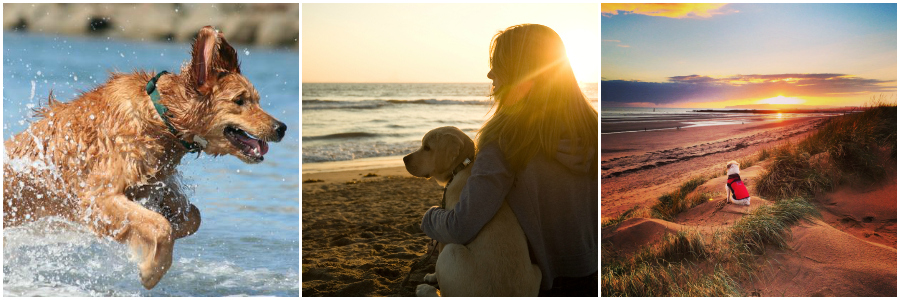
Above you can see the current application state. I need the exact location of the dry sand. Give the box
[601,116,897,296]
[302,164,442,296]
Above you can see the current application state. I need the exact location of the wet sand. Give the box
[601,115,771,133]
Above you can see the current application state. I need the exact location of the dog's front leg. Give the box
[157,188,201,239]
[81,192,174,289]
[725,185,733,203]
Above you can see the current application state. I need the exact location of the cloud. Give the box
[603,39,630,48]
[601,73,896,105]
[601,3,733,19]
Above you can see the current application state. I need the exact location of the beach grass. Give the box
[757,96,897,199]
[602,197,820,296]
[728,197,820,254]
[651,176,709,220]
[601,205,642,228]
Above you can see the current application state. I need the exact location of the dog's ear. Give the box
[440,133,463,166]
[190,26,241,95]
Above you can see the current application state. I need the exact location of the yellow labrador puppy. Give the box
[403,126,541,296]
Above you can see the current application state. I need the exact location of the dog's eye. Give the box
[424,145,430,151]
[234,98,245,106]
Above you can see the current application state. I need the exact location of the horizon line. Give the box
[301,81,600,84]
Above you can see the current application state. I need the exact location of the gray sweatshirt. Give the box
[421,140,598,290]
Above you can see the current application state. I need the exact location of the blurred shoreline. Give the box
[3,3,298,49]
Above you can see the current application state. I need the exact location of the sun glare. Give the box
[757,95,805,105]
[559,30,599,83]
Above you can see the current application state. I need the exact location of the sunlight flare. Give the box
[558,30,599,83]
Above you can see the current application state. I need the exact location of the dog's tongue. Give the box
[259,140,269,155]
[236,134,268,156]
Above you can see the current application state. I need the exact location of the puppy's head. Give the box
[726,160,740,175]
[403,127,474,183]
[175,26,286,164]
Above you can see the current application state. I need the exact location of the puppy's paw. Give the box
[416,283,440,297]
[423,272,438,284]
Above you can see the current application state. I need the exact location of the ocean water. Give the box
[600,106,838,134]
[301,82,598,165]
[3,32,299,296]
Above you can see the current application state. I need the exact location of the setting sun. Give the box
[559,30,599,83]
[758,95,805,105]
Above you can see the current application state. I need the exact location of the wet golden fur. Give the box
[3,26,285,289]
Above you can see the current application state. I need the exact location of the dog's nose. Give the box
[273,121,286,142]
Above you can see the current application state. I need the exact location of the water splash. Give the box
[3,217,299,296]
[3,217,137,296]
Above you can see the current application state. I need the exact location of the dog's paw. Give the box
[423,272,438,284]
[416,283,440,297]
[139,265,165,289]
[135,225,174,289]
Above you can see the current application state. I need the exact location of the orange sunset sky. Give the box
[303,3,598,84]
[601,3,897,109]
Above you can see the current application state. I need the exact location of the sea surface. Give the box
[301,82,598,167]
[600,107,841,134]
[2,32,299,296]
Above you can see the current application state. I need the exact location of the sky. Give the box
[601,3,897,108]
[302,3,598,83]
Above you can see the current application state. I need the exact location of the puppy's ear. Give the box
[189,26,242,95]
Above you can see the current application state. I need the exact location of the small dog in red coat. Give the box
[725,160,751,205]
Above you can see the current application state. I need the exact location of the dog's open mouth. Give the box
[224,125,268,162]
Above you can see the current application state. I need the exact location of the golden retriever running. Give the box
[3,26,286,289]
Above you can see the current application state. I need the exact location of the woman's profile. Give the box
[421,23,598,296]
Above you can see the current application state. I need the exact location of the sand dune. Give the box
[601,159,897,296]
[601,218,684,257]
[815,181,898,248]
[745,218,896,296]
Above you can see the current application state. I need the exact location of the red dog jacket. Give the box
[727,174,750,200]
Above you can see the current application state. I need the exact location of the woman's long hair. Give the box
[477,24,598,172]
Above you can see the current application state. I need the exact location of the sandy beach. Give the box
[302,162,443,296]
[601,113,897,296]
[602,117,826,217]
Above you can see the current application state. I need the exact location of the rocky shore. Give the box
[3,3,298,48]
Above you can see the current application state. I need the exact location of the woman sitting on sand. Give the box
[420,24,598,296]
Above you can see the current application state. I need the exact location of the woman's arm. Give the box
[420,144,514,245]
